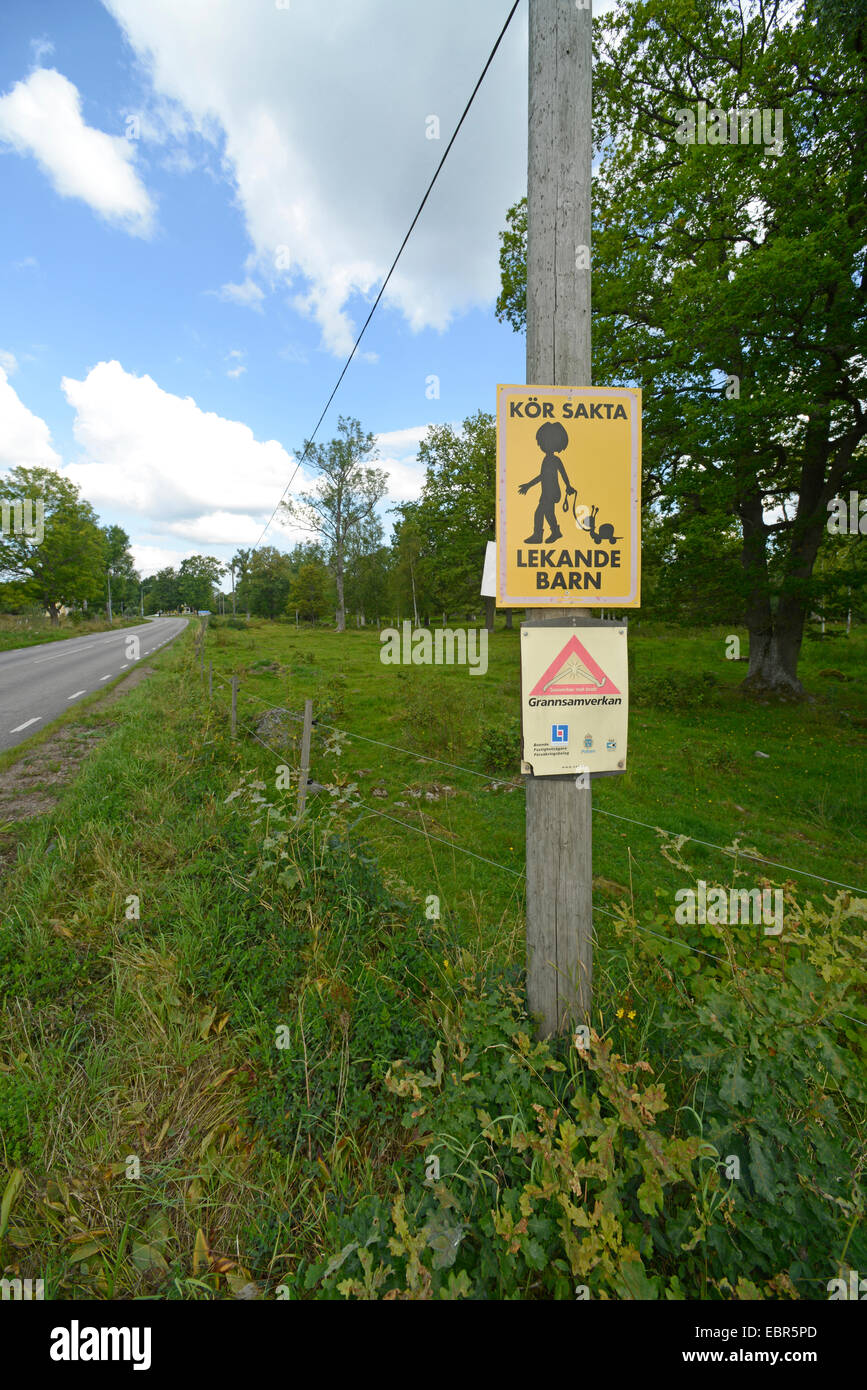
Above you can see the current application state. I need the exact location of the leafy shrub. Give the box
[474,717,521,776]
[209,615,247,630]
[621,882,867,1291]
[402,680,473,757]
[0,929,92,1006]
[0,1070,44,1163]
[632,670,719,710]
[307,1020,720,1300]
[305,873,865,1298]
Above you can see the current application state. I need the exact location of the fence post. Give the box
[230,677,238,738]
[296,698,314,820]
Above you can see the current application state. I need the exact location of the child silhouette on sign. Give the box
[518,421,576,543]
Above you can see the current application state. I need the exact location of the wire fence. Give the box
[201,662,866,1030]
[213,673,867,897]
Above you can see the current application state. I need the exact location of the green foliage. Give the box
[306,879,865,1299]
[243,546,294,619]
[0,929,92,1007]
[401,678,474,758]
[632,670,719,710]
[622,876,867,1290]
[280,417,386,631]
[308,1006,718,1300]
[211,615,248,630]
[145,566,182,613]
[207,779,440,1158]
[399,412,497,619]
[287,557,333,623]
[474,716,521,775]
[0,1070,45,1164]
[178,554,224,612]
[0,466,108,620]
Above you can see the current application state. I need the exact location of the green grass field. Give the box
[212,616,867,934]
[0,618,864,1300]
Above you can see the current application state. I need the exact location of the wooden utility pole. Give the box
[524,0,593,1037]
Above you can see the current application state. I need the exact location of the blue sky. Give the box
[0,0,534,578]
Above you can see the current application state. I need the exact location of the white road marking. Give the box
[10,717,40,732]
[32,643,98,664]
[67,690,86,700]
[120,664,129,669]
[99,674,113,681]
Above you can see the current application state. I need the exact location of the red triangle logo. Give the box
[529,634,621,697]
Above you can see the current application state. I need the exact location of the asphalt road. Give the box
[0,616,188,753]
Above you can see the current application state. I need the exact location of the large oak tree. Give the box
[0,467,107,624]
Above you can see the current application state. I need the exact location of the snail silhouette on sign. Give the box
[580,504,621,545]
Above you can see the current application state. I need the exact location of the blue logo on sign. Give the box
[551,725,568,744]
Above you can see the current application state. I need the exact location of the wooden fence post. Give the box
[296,698,313,821]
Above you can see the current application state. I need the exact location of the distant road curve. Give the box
[0,616,188,753]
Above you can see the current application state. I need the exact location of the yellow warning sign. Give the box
[496,385,641,607]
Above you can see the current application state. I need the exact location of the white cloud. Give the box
[0,68,155,236]
[379,454,428,505]
[161,511,262,544]
[371,424,431,504]
[376,425,430,456]
[215,277,264,311]
[279,342,308,365]
[224,347,247,378]
[30,37,55,65]
[61,360,298,536]
[0,350,18,375]
[102,0,528,352]
[0,366,62,470]
[131,542,190,577]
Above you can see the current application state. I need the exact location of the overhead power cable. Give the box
[252,0,523,552]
